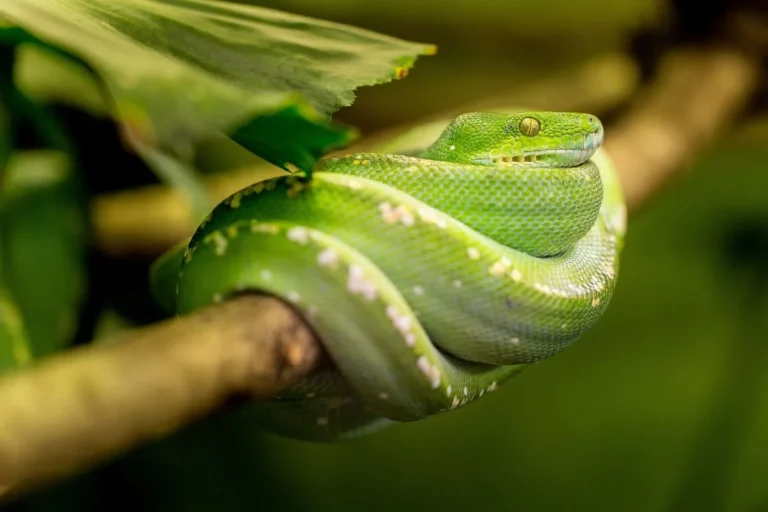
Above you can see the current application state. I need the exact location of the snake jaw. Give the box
[488,125,604,168]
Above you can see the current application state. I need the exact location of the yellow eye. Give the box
[519,117,540,137]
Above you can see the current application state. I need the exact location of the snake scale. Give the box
[150,111,626,441]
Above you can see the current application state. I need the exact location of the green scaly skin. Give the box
[151,111,626,441]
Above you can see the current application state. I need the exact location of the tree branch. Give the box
[1,23,766,503]
[604,44,762,212]
[0,295,324,501]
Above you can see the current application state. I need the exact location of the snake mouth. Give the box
[488,127,603,168]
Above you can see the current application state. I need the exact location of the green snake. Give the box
[151,111,626,441]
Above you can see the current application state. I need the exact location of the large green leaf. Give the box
[0,0,435,213]
[14,43,108,117]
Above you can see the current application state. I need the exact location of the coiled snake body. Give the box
[151,111,626,441]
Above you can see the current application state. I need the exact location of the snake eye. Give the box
[519,117,540,137]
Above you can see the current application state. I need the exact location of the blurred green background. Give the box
[8,0,768,510]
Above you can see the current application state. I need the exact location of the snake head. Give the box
[421,111,604,168]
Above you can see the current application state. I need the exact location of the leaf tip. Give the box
[391,43,437,81]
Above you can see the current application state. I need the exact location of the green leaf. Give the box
[0,149,88,357]
[14,43,108,117]
[0,0,435,189]
[0,99,10,179]
[0,286,32,371]
[0,44,14,177]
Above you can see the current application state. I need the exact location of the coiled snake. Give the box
[151,111,626,441]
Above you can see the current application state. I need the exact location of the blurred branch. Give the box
[0,295,324,501]
[604,45,762,212]
[2,9,767,502]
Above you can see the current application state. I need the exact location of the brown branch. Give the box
[0,295,324,501]
[604,44,762,212]
[1,24,766,504]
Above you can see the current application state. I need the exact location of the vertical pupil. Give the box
[519,118,539,137]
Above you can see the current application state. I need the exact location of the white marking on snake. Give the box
[207,231,228,256]
[317,417,329,426]
[489,257,511,276]
[379,392,388,400]
[510,269,523,282]
[394,314,411,332]
[479,389,485,397]
[449,145,456,151]
[453,280,462,288]
[510,337,520,345]
[347,264,378,301]
[463,386,468,396]
[379,201,405,224]
[317,248,339,268]
[287,291,301,303]
[250,221,280,235]
[386,305,416,346]
[417,207,447,228]
[487,381,498,392]
[413,285,424,295]
[379,202,414,226]
[467,247,480,260]
[287,227,309,244]
[446,385,452,397]
[451,396,461,409]
[397,205,415,226]
[416,356,441,388]
[306,392,316,398]
[261,269,272,281]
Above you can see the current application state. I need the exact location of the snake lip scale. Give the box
[480,117,603,168]
[151,111,626,441]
